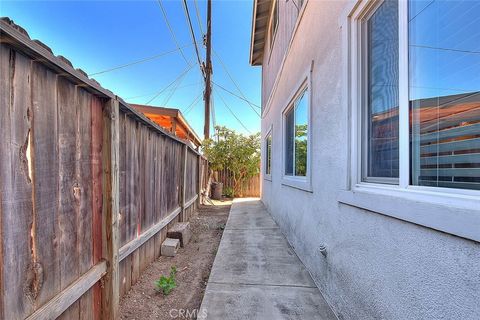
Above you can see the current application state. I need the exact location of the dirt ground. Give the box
[119,199,232,320]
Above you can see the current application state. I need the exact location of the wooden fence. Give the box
[216,169,261,197]
[0,18,206,320]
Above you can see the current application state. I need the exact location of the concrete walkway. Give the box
[199,199,336,320]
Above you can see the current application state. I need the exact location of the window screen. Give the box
[365,0,399,181]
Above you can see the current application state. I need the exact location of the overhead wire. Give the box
[193,0,205,35]
[181,0,205,76]
[214,88,251,134]
[212,81,261,110]
[156,0,191,66]
[211,93,216,130]
[162,65,191,105]
[213,48,261,116]
[125,82,202,100]
[184,92,203,115]
[87,45,191,76]
[145,63,195,105]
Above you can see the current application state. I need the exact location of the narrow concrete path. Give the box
[199,199,336,320]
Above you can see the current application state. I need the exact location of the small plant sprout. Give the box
[155,266,177,295]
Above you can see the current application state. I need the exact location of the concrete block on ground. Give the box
[167,222,191,247]
[161,238,180,257]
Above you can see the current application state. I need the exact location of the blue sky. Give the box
[0,0,261,137]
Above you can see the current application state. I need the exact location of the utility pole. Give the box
[203,0,212,140]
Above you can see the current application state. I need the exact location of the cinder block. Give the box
[167,222,192,247]
[161,238,180,257]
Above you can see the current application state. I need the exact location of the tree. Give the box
[203,126,260,197]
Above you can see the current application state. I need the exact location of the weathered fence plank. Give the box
[0,47,35,319]
[1,20,204,320]
[31,61,61,309]
[101,99,120,320]
[25,261,107,320]
[57,76,80,319]
[76,86,94,320]
[91,95,104,320]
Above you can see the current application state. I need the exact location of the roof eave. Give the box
[249,0,259,65]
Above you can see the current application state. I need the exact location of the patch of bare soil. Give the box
[119,199,232,320]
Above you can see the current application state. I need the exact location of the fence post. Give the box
[101,98,120,320]
[180,144,188,221]
[197,154,202,206]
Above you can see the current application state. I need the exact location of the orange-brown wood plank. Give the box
[57,76,80,320]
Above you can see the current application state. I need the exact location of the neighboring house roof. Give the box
[250,0,271,66]
[131,104,202,148]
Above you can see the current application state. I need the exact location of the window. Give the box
[285,88,309,177]
[357,0,480,192]
[409,0,480,190]
[343,0,480,242]
[265,132,272,176]
[269,0,279,49]
[363,0,399,182]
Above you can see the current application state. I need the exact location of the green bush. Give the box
[203,126,260,197]
[154,266,177,295]
[223,186,234,198]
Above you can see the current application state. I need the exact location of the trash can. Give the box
[211,182,223,200]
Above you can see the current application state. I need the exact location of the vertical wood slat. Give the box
[1,42,206,319]
[91,96,103,320]
[101,99,120,320]
[180,144,188,221]
[76,86,94,320]
[57,76,80,319]
[30,61,61,310]
[0,47,35,319]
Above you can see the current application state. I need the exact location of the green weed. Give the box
[154,266,177,295]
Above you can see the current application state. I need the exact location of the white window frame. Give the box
[340,0,480,242]
[264,126,273,181]
[281,72,312,192]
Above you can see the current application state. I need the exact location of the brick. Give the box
[161,238,180,257]
[167,222,191,247]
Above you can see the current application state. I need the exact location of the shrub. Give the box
[203,126,260,197]
[154,266,177,295]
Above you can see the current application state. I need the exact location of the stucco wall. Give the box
[260,1,480,319]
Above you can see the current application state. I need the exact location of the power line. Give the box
[163,66,190,105]
[181,0,204,76]
[184,92,203,115]
[211,93,216,130]
[88,45,191,76]
[146,63,195,105]
[193,0,205,35]
[215,89,251,134]
[410,44,480,55]
[409,0,435,22]
[213,49,261,116]
[125,82,202,100]
[156,0,191,66]
[212,81,261,110]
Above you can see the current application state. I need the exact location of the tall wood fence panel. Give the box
[217,169,261,197]
[0,18,202,320]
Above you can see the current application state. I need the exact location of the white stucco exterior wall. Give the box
[259,1,480,319]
